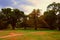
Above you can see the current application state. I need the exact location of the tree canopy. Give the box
[0,2,60,30]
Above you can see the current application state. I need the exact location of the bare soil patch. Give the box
[0,32,24,38]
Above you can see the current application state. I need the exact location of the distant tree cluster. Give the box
[0,2,60,30]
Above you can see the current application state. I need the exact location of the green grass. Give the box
[0,30,60,40]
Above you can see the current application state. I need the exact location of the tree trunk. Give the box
[35,27,37,30]
[11,23,16,30]
[58,27,60,30]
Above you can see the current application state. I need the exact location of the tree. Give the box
[56,3,60,30]
[10,9,25,30]
[0,8,12,29]
[47,2,60,14]
[44,10,57,30]
[0,11,6,29]
[47,2,60,30]
[28,9,40,30]
[47,2,57,13]
[0,8,25,30]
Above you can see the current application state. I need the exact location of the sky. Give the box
[0,0,60,15]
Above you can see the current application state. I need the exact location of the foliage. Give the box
[0,2,60,30]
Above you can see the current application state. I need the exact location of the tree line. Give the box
[0,2,60,30]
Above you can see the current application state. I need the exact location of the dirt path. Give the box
[0,32,24,38]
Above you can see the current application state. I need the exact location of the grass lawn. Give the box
[0,29,60,40]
